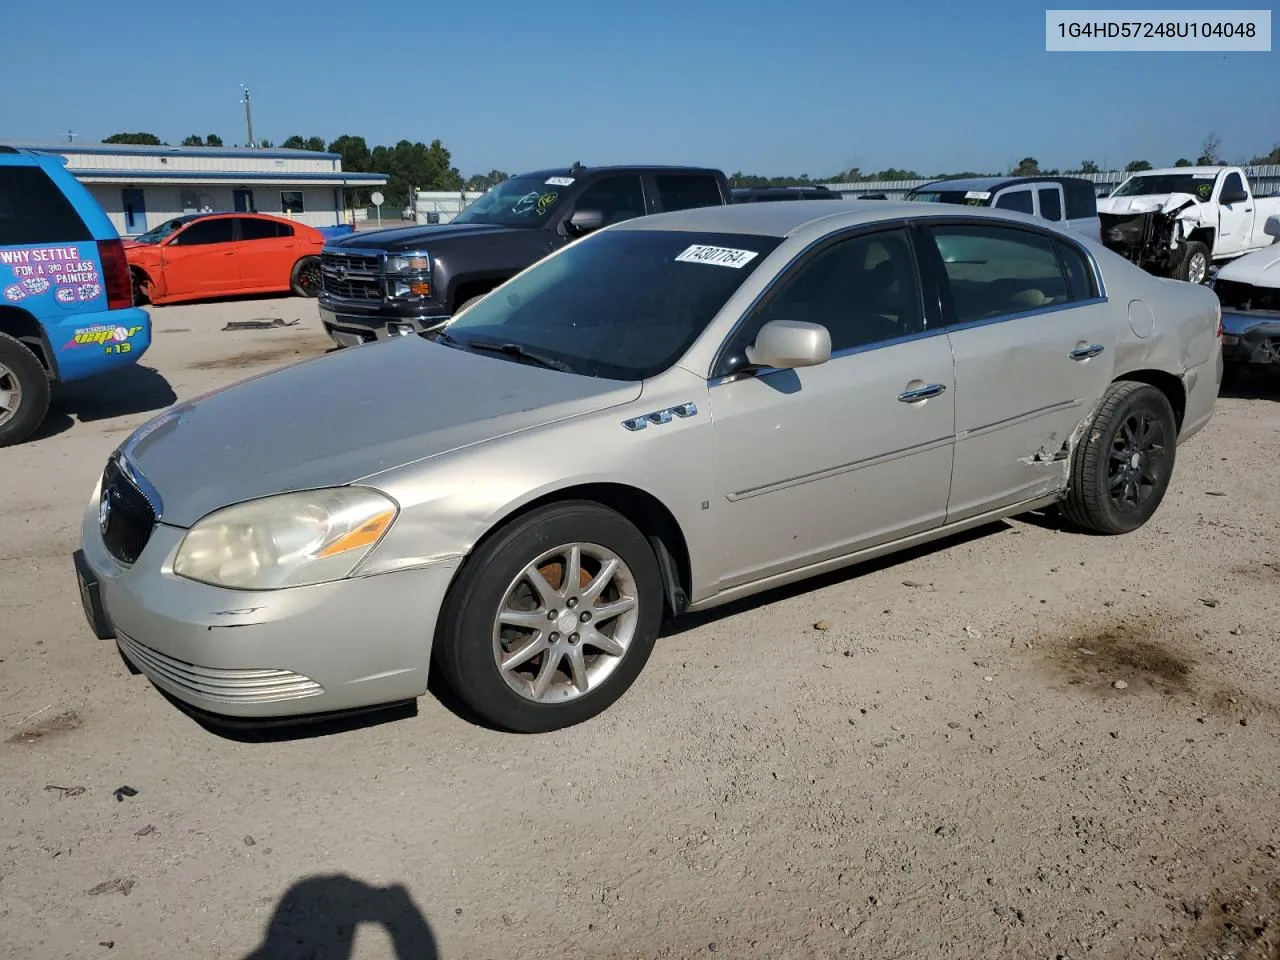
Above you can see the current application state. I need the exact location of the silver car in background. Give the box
[74,200,1222,733]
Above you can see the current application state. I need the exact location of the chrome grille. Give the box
[100,458,156,565]
[321,252,382,301]
[117,633,324,705]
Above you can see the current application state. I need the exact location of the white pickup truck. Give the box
[1096,166,1280,284]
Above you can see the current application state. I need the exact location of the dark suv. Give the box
[319,163,731,346]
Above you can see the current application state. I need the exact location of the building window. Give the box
[281,191,305,215]
[180,189,213,213]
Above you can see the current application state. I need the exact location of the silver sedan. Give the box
[74,200,1223,732]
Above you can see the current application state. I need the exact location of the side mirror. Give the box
[1264,214,1280,238]
[746,320,831,370]
[567,209,605,235]
[1221,189,1248,205]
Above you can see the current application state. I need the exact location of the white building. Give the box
[15,142,388,237]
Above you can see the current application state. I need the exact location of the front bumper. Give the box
[76,498,460,720]
[318,298,449,348]
[1220,310,1280,365]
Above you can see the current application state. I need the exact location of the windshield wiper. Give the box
[424,327,462,347]
[461,339,575,373]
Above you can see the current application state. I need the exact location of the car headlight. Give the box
[173,487,398,590]
[385,254,430,274]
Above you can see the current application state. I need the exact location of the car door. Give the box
[706,225,955,590]
[160,217,239,296]
[918,218,1119,522]
[1035,184,1066,226]
[1216,172,1253,256]
[235,216,297,290]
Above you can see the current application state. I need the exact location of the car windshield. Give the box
[905,190,985,205]
[435,229,782,380]
[451,176,573,227]
[1111,174,1217,199]
[133,218,190,244]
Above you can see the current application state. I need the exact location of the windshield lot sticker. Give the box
[511,191,540,215]
[1,244,101,304]
[64,323,143,353]
[1192,173,1216,179]
[964,191,992,200]
[545,177,575,186]
[674,245,759,268]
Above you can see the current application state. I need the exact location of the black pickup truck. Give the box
[318,163,731,346]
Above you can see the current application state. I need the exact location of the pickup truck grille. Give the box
[321,252,382,301]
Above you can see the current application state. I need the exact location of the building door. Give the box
[233,189,255,213]
[122,189,147,235]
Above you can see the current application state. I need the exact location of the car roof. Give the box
[912,175,1092,193]
[619,199,1071,238]
[1129,166,1228,176]
[516,165,725,179]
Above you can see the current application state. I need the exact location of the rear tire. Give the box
[1060,381,1177,535]
[0,333,52,448]
[290,256,322,297]
[1174,241,1210,284]
[434,501,664,733]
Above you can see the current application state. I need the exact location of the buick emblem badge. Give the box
[99,488,112,534]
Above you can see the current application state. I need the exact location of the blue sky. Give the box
[2,0,1275,177]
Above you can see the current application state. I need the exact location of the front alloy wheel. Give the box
[494,543,640,703]
[435,501,664,732]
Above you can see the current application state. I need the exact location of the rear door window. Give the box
[1037,187,1063,221]
[238,217,292,240]
[927,223,1069,324]
[0,166,92,245]
[655,175,724,212]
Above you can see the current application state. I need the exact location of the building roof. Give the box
[11,141,342,161]
[66,168,387,185]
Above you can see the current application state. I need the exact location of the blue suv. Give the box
[0,146,152,446]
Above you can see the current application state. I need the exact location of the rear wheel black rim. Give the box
[1107,409,1166,512]
[299,261,322,294]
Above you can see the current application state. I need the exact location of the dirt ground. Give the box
[1,295,1278,960]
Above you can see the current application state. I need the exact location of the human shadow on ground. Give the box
[241,873,439,960]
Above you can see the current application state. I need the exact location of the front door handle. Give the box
[898,383,947,403]
[1070,343,1105,361]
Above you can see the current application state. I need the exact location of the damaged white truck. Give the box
[1097,166,1280,284]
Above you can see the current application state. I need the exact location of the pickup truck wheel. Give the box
[434,501,663,733]
[0,333,52,448]
[1175,241,1210,284]
[1060,381,1177,535]
[290,257,322,297]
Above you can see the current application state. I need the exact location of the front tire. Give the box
[0,333,52,448]
[1060,381,1178,535]
[1174,241,1210,284]
[290,256,322,297]
[434,501,664,732]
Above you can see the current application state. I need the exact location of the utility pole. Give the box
[63,129,78,143]
[240,85,255,148]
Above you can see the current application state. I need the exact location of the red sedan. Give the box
[124,212,325,305]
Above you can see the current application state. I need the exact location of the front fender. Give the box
[357,373,719,597]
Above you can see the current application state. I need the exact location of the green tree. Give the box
[282,135,328,152]
[281,135,307,149]
[257,138,274,149]
[1198,132,1221,166]
[1249,144,1280,164]
[104,132,163,145]
[1010,157,1040,176]
[181,135,204,146]
[1078,160,1099,173]
[328,135,371,172]
[467,169,509,191]
[1174,158,1193,167]
[206,134,223,147]
[1125,159,1152,172]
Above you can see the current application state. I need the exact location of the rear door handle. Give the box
[1070,343,1105,361]
[898,383,947,403]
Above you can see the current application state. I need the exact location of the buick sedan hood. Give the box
[117,338,640,527]
[1216,246,1280,287]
